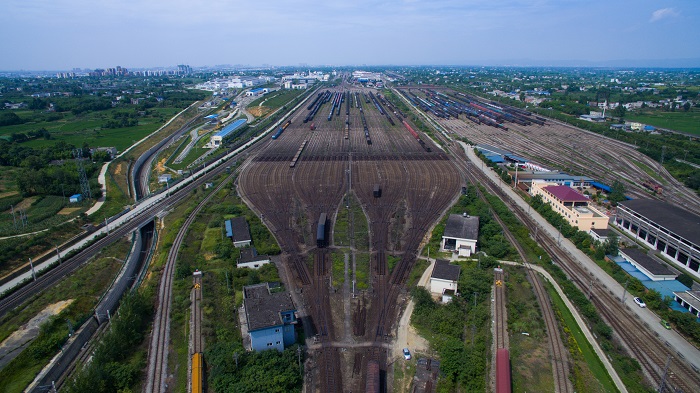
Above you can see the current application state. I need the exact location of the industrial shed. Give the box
[615,200,700,280]
[619,248,677,282]
[440,213,479,257]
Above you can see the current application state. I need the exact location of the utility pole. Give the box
[660,145,666,166]
[234,352,239,369]
[297,346,303,376]
[621,280,629,303]
[658,354,672,393]
[29,258,37,281]
[55,245,61,264]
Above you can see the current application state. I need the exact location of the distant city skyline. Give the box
[1,0,699,71]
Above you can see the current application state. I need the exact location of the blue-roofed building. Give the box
[204,114,218,119]
[245,88,268,97]
[211,119,247,147]
[484,154,504,163]
[69,194,83,203]
[591,182,612,193]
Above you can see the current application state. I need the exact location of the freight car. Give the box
[316,213,327,248]
[496,348,511,393]
[192,353,203,393]
[271,120,291,140]
[402,120,431,152]
[365,360,380,393]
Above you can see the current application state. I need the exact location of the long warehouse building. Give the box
[615,200,700,279]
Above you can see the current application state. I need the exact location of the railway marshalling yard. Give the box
[234,82,700,392]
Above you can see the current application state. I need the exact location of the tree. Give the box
[683,102,691,112]
[608,180,626,204]
[604,233,619,256]
[612,104,626,120]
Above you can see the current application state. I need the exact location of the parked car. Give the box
[634,297,646,308]
[660,319,671,330]
[403,348,411,360]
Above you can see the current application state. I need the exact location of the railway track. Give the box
[469,148,700,392]
[411,100,575,392]
[144,163,241,393]
[493,269,508,349]
[238,86,460,391]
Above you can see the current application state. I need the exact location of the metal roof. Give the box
[431,259,461,281]
[243,283,295,331]
[229,217,251,243]
[214,118,247,138]
[443,214,479,240]
[620,248,675,277]
[619,200,700,246]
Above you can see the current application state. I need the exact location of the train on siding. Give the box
[316,212,327,248]
[271,120,292,140]
[496,348,511,393]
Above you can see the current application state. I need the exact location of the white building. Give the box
[429,259,460,303]
[619,248,677,282]
[440,214,479,257]
[237,248,271,269]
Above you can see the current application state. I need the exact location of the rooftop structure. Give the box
[430,259,460,302]
[615,200,700,279]
[619,248,676,281]
[210,119,247,147]
[242,283,297,352]
[238,247,271,269]
[225,217,252,247]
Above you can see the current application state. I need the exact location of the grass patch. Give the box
[355,253,370,290]
[631,159,665,184]
[406,258,429,288]
[546,282,617,393]
[507,267,553,392]
[0,238,129,392]
[627,109,700,136]
[331,250,345,288]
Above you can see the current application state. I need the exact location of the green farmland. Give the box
[626,109,700,136]
[0,107,181,151]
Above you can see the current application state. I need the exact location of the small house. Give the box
[441,213,479,257]
[429,259,460,303]
[237,247,271,269]
[225,217,252,248]
[69,194,83,203]
[241,283,297,352]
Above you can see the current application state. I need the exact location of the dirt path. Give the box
[0,300,74,369]
[393,258,433,360]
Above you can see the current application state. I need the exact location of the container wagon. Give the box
[365,360,380,393]
[496,348,511,393]
[316,212,327,248]
[373,184,381,198]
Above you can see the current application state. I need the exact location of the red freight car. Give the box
[366,360,380,393]
[496,348,511,393]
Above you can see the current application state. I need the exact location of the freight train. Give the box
[271,120,291,140]
[402,120,431,152]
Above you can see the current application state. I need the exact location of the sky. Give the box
[1,0,699,70]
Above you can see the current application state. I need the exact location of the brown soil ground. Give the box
[113,162,123,175]
[57,207,82,215]
[0,191,19,199]
[248,106,271,118]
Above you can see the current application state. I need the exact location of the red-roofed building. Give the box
[531,182,609,231]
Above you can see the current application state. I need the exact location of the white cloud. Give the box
[650,8,679,22]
